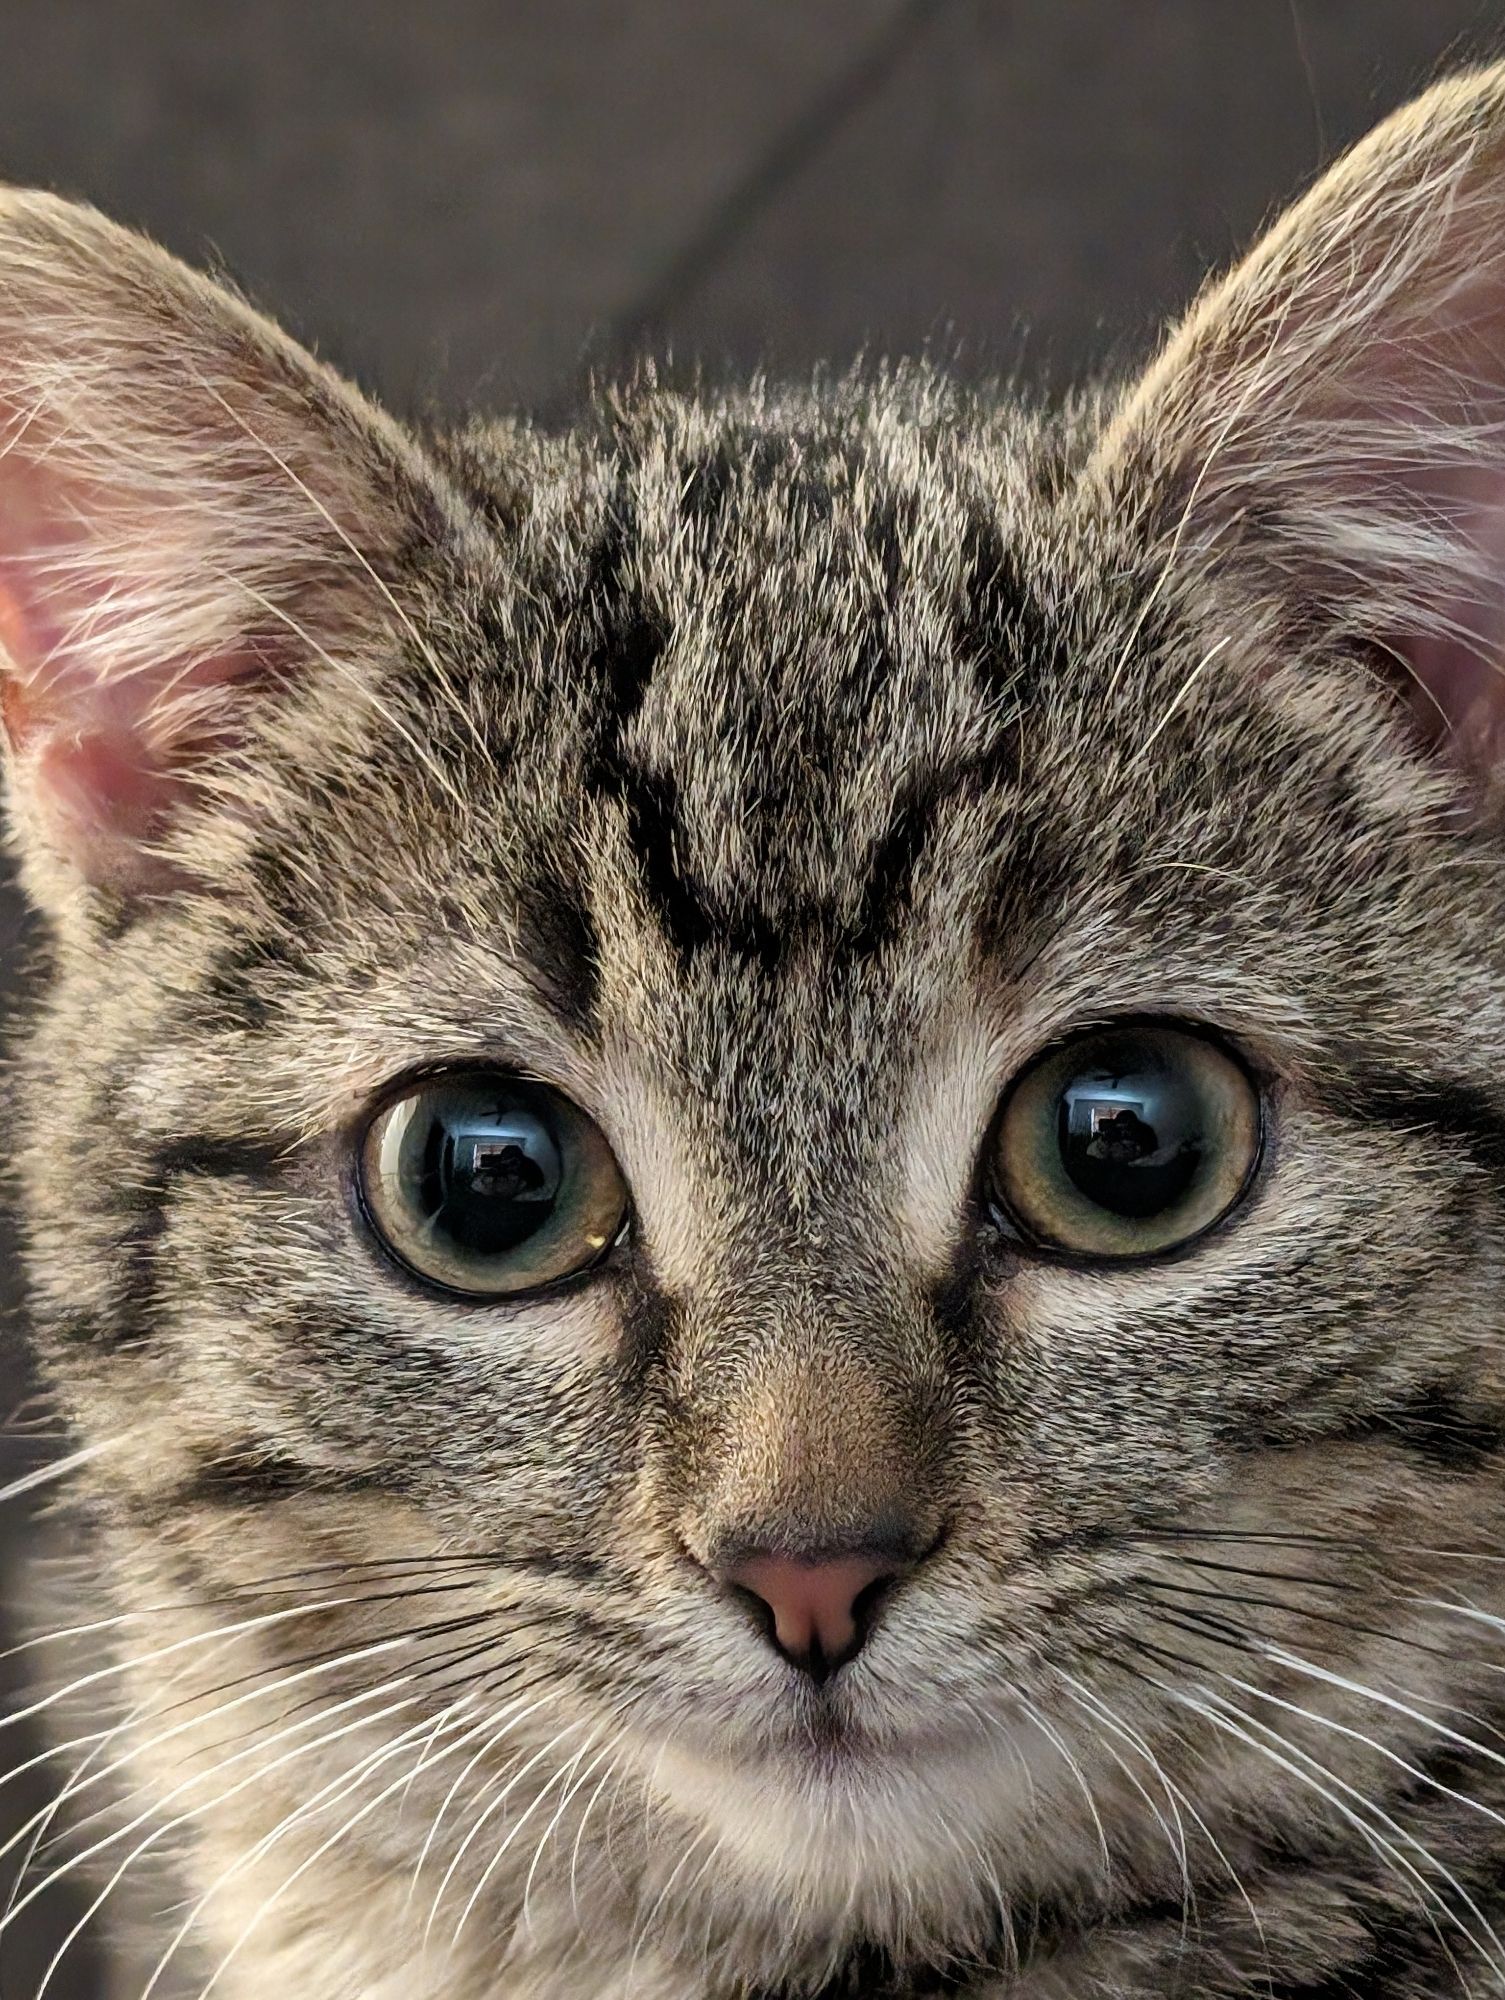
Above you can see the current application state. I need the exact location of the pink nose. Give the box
[723,1551,901,1678]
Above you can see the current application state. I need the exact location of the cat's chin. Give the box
[632,1715,1049,1937]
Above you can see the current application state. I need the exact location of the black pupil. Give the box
[408,1087,563,1257]
[1056,1045,1204,1219]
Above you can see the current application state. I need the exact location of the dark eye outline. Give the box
[351,1066,634,1305]
[980,1016,1269,1267]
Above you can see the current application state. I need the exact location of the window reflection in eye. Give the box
[1058,1064,1207,1221]
[405,1100,566,1257]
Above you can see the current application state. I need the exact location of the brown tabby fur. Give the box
[8,59,1505,2000]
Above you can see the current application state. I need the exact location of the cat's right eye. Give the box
[359,1072,629,1297]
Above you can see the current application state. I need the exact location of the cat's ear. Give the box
[1092,65,1505,786]
[0,188,451,905]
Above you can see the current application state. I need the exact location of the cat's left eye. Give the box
[359,1072,629,1297]
[987,1021,1262,1260]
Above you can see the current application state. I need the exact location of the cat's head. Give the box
[8,66,1505,1985]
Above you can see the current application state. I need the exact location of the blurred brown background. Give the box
[0,2,1502,1991]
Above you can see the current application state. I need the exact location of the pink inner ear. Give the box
[0,196,422,904]
[1406,631,1505,775]
[0,567,268,890]
[1387,466,1505,781]
[0,394,275,888]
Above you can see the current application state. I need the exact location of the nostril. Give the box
[718,1549,908,1680]
[726,1579,781,1648]
[849,1567,898,1634]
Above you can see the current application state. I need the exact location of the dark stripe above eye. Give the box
[514,860,602,1034]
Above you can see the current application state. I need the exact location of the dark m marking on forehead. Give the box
[572,480,724,978]
[501,486,667,1032]
[616,757,971,976]
[618,766,723,966]
[848,784,934,958]
[678,441,737,534]
[958,513,1065,709]
[580,485,667,791]
[576,480,766,969]
[576,443,1037,972]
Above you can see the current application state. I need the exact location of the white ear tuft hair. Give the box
[1095,64,1505,784]
[0,188,449,899]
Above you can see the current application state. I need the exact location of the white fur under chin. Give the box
[661,1743,1011,1908]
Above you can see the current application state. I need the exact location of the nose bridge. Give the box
[676,1294,952,1568]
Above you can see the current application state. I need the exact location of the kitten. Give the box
[6,57,1505,2000]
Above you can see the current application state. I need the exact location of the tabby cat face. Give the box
[9,69,1505,1998]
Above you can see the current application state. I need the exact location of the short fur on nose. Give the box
[723,1551,901,1678]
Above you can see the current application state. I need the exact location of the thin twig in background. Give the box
[586,0,960,380]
